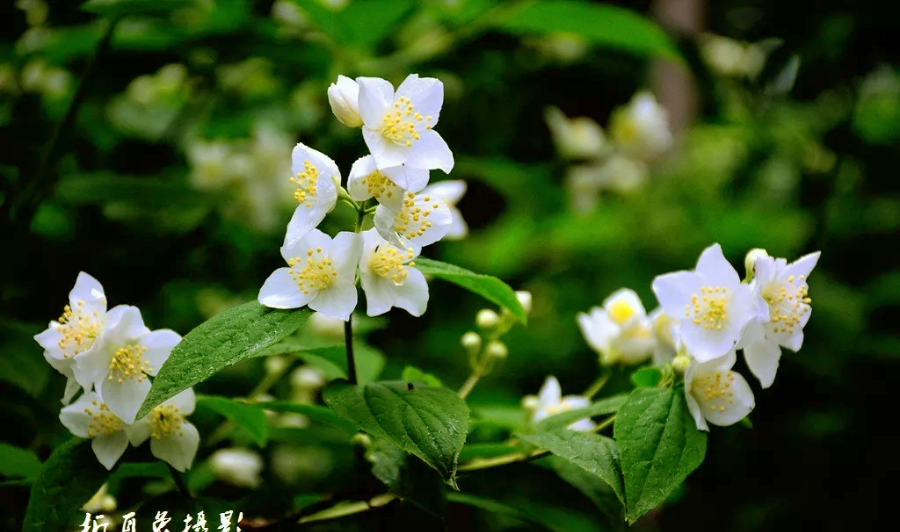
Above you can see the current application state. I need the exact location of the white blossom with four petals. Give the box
[358,229,429,317]
[609,91,672,159]
[284,143,339,245]
[60,391,130,470]
[347,154,429,212]
[526,376,595,432]
[126,388,199,472]
[684,350,755,431]
[258,229,362,321]
[577,289,656,366]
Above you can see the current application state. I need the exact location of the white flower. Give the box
[328,75,363,128]
[210,448,265,488]
[684,350,755,431]
[258,229,362,321]
[187,140,242,191]
[347,155,429,211]
[742,252,820,388]
[358,229,429,317]
[420,180,467,239]
[577,289,656,366]
[72,306,181,424]
[34,272,108,404]
[699,33,766,79]
[127,389,199,472]
[60,392,130,470]
[373,191,452,251]
[357,74,454,172]
[526,376,594,432]
[649,308,681,365]
[609,91,671,159]
[283,143,339,245]
[544,106,605,160]
[651,244,757,362]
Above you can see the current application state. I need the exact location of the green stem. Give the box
[345,316,357,385]
[583,371,610,399]
[298,493,397,524]
[457,371,481,399]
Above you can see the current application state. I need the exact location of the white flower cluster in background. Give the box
[258,73,469,320]
[34,273,198,471]
[545,91,672,213]
[577,244,820,431]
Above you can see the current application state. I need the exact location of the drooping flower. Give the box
[544,106,605,160]
[347,155,429,211]
[34,272,108,404]
[609,91,671,159]
[651,244,757,362]
[524,376,594,432]
[684,350,755,431]
[373,191,452,251]
[60,391,130,470]
[327,75,363,128]
[210,448,265,488]
[357,74,453,172]
[72,306,181,424]
[258,229,362,321]
[283,144,339,245]
[577,289,656,366]
[742,251,820,388]
[358,229,428,317]
[420,180,467,240]
[127,389,199,472]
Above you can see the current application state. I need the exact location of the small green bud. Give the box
[672,353,692,373]
[744,248,769,282]
[485,340,508,360]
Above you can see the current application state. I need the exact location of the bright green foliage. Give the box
[196,395,269,446]
[402,365,444,387]
[0,443,42,480]
[630,367,663,388]
[414,258,527,323]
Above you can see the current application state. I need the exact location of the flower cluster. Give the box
[259,74,468,319]
[545,92,672,213]
[34,273,198,471]
[576,244,820,431]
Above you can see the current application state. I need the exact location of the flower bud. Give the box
[485,340,508,360]
[521,395,539,411]
[82,484,116,513]
[515,291,533,316]
[327,75,362,128]
[476,309,501,329]
[744,248,769,281]
[672,353,692,374]
[352,433,372,448]
[210,448,265,488]
[461,331,482,357]
[264,355,289,375]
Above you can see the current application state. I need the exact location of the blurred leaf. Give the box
[196,395,269,446]
[255,341,385,384]
[545,456,625,531]
[497,0,682,62]
[291,0,414,48]
[402,366,443,387]
[136,303,312,420]
[23,438,108,532]
[630,367,663,388]
[105,462,169,494]
[459,442,529,462]
[258,401,358,434]
[366,437,446,516]
[517,430,624,505]
[614,387,707,524]
[323,380,469,485]
[447,492,554,531]
[55,174,207,208]
[535,394,627,432]
[415,258,527,323]
[81,0,198,18]
[0,443,42,480]
[0,322,51,398]
[853,93,900,144]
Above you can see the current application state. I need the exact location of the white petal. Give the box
[62,377,82,405]
[362,127,407,169]
[782,331,804,351]
[92,432,129,470]
[444,206,468,240]
[390,267,429,317]
[166,388,196,415]
[361,274,394,317]
[72,344,114,391]
[695,244,740,288]
[356,77,395,127]
[602,288,647,323]
[397,167,431,193]
[681,324,739,362]
[347,155,378,201]
[258,268,312,309]
[785,251,820,279]
[373,205,405,249]
[34,325,64,358]
[405,129,454,173]
[70,272,107,314]
[43,344,72,376]
[684,391,709,431]
[139,330,181,376]
[743,339,781,388]
[330,232,363,280]
[562,396,590,410]
[651,271,701,316]
[292,143,339,182]
[538,376,562,407]
[703,371,754,426]
[101,305,150,346]
[99,376,151,424]
[567,419,597,432]
[126,419,151,446]
[396,74,443,124]
[284,203,322,246]
[282,227,332,262]
[151,421,200,472]
[309,283,358,321]
[59,392,100,438]
[422,180,466,205]
[577,309,619,355]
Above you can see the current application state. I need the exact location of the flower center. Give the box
[108,344,152,383]
[288,247,337,294]
[763,274,811,335]
[392,193,440,243]
[361,170,396,201]
[369,245,415,285]
[84,400,123,437]
[692,371,735,413]
[149,404,185,440]
[56,300,103,358]
[381,96,433,147]
[685,286,729,330]
[608,300,636,324]
[614,119,639,144]
[545,402,573,415]
[290,160,319,207]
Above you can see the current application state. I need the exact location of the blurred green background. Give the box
[1,0,897,530]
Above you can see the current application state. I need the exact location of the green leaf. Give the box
[23,438,109,532]
[497,0,682,62]
[517,430,624,505]
[614,387,707,524]
[105,462,169,494]
[290,0,414,48]
[323,380,469,484]
[631,367,663,388]
[196,395,269,446]
[414,258,527,323]
[366,437,446,516]
[258,401,358,435]
[402,366,443,388]
[254,341,385,384]
[447,492,553,531]
[459,442,529,462]
[545,456,625,531]
[81,0,198,18]
[0,322,51,398]
[56,174,208,208]
[535,394,627,432]
[136,303,312,420]
[0,443,42,479]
